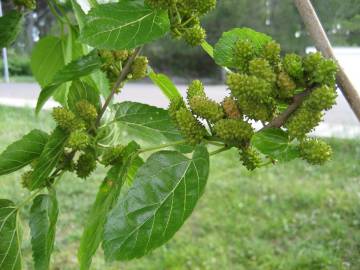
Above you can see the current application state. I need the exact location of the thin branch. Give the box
[261,88,313,131]
[96,47,142,126]
[294,0,360,122]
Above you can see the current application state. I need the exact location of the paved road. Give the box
[1,82,359,137]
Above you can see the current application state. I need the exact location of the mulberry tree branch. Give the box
[96,47,143,126]
[294,0,360,122]
[261,88,313,131]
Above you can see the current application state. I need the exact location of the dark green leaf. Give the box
[149,71,181,100]
[67,79,101,112]
[78,142,140,270]
[214,28,272,68]
[71,0,87,30]
[0,11,23,48]
[103,145,209,261]
[29,127,68,190]
[111,102,184,147]
[36,51,102,113]
[29,191,58,270]
[0,199,22,270]
[80,1,170,50]
[251,128,300,162]
[0,130,49,176]
[51,50,102,85]
[31,36,65,87]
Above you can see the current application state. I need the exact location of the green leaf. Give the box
[78,141,140,270]
[80,1,170,50]
[149,71,181,100]
[29,191,59,270]
[103,145,209,261]
[0,130,49,176]
[0,11,23,48]
[29,127,68,190]
[36,51,102,113]
[111,102,185,147]
[31,36,65,87]
[0,199,22,270]
[251,128,300,162]
[67,79,101,112]
[214,27,272,68]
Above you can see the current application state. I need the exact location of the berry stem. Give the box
[210,146,231,156]
[96,47,143,127]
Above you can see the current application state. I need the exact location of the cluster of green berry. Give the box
[145,0,216,46]
[169,80,262,170]
[228,37,338,165]
[169,36,338,168]
[98,50,149,91]
[14,0,36,10]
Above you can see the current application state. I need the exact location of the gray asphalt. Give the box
[1,82,359,137]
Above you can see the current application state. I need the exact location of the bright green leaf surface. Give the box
[0,199,22,270]
[0,130,49,176]
[149,71,181,100]
[80,1,170,50]
[103,145,209,261]
[111,102,185,146]
[29,191,59,270]
[67,79,101,112]
[78,142,141,270]
[29,127,68,190]
[214,27,272,68]
[31,36,65,87]
[252,128,300,162]
[0,11,23,48]
[35,51,102,113]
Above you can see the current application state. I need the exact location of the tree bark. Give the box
[294,0,360,122]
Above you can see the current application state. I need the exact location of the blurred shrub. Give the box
[0,53,32,76]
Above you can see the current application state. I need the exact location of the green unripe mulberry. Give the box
[99,50,115,64]
[233,40,255,71]
[285,106,323,139]
[262,41,281,67]
[283,53,304,80]
[57,152,75,172]
[76,100,98,123]
[227,73,272,102]
[68,130,90,150]
[114,50,130,61]
[183,0,217,15]
[213,119,254,145]
[222,97,242,119]
[175,107,207,145]
[239,147,262,171]
[303,52,338,85]
[102,145,125,166]
[131,56,149,80]
[236,98,276,122]
[183,25,206,46]
[300,138,332,165]
[303,86,337,111]
[249,58,276,83]
[168,96,186,122]
[189,96,224,122]
[187,80,206,102]
[52,107,85,131]
[277,72,296,99]
[76,153,97,179]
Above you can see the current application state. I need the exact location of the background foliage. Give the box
[1,0,360,79]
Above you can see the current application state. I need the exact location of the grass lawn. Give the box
[1,105,360,270]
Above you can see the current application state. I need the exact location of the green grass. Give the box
[1,105,360,270]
